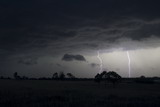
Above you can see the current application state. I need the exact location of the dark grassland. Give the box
[0,80,160,107]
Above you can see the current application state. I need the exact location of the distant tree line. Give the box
[0,76,11,80]
[0,71,159,85]
[13,72,29,80]
[52,72,76,80]
[12,72,76,80]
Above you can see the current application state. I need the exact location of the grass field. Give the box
[0,80,160,107]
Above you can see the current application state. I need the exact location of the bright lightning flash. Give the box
[126,51,131,78]
[97,51,103,73]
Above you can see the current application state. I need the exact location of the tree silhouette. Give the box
[59,72,65,80]
[52,72,59,80]
[13,72,21,80]
[94,71,107,83]
[94,73,101,83]
[135,75,154,84]
[67,73,75,79]
[94,71,121,86]
[22,76,28,80]
[140,75,145,79]
[100,71,107,78]
[105,71,121,86]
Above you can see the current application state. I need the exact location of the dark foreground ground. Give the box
[0,80,160,107]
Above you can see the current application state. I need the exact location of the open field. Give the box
[0,80,160,107]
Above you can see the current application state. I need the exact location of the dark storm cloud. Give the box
[1,0,160,60]
[17,57,38,65]
[62,54,86,61]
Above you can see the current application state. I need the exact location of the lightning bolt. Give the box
[97,51,103,73]
[126,51,131,78]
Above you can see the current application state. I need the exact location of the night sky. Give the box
[1,0,160,78]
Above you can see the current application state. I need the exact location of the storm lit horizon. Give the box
[0,0,160,78]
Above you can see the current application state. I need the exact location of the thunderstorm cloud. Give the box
[62,54,86,61]
[1,0,160,77]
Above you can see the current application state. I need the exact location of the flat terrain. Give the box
[0,80,160,107]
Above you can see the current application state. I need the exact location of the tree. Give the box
[59,72,65,80]
[67,73,75,79]
[105,71,121,86]
[52,72,58,80]
[140,75,145,79]
[94,71,107,83]
[94,73,101,83]
[13,72,21,80]
[94,71,121,86]
[22,76,28,80]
